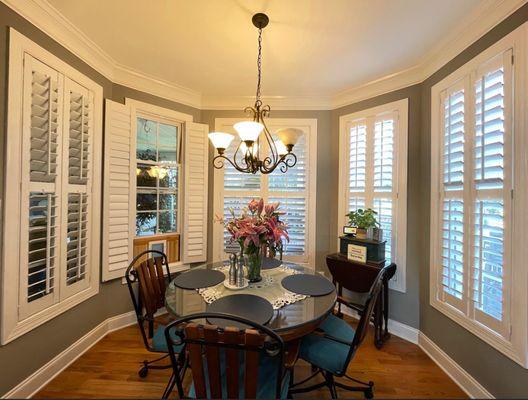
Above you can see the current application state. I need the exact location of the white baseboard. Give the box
[340,306,419,344]
[3,311,137,399]
[418,333,493,399]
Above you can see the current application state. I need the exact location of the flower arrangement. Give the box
[217,198,289,281]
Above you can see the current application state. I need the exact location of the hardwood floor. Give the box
[35,320,467,399]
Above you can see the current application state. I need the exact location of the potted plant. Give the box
[217,198,289,282]
[346,208,380,240]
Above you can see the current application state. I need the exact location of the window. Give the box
[2,29,103,343]
[212,118,317,266]
[338,99,408,292]
[135,117,181,237]
[430,27,528,368]
[102,99,209,281]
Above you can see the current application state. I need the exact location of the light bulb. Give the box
[208,132,234,150]
[276,128,303,146]
[274,140,288,156]
[240,142,259,157]
[233,121,264,142]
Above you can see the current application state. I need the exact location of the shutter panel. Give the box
[19,55,63,320]
[182,122,209,264]
[102,100,135,281]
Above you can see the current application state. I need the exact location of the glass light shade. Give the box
[274,140,288,156]
[233,121,264,142]
[240,142,259,157]
[276,128,303,146]
[208,132,234,149]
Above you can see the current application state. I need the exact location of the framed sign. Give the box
[343,226,357,235]
[347,244,367,263]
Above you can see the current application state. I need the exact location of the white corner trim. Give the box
[418,332,494,399]
[2,311,137,399]
[1,0,526,110]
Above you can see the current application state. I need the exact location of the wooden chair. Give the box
[163,312,291,399]
[290,266,391,399]
[125,249,183,378]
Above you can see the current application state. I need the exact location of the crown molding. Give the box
[202,94,334,110]
[2,0,527,111]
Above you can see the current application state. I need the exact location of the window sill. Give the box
[430,296,527,368]
[1,284,99,345]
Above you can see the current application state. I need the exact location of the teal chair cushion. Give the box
[152,324,184,353]
[299,314,356,375]
[188,350,290,399]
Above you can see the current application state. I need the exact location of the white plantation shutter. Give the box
[432,49,513,339]
[340,101,407,292]
[19,55,63,319]
[102,100,135,281]
[182,122,209,263]
[61,78,94,297]
[214,119,317,265]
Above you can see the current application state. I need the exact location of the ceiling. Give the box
[47,0,484,101]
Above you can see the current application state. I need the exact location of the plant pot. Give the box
[355,228,368,239]
[244,247,263,282]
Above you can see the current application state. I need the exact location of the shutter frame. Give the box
[182,121,209,264]
[102,99,135,281]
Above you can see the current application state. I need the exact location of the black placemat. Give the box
[261,257,282,270]
[172,269,225,290]
[206,294,274,329]
[281,274,335,296]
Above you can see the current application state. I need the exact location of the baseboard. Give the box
[418,332,493,399]
[3,311,137,399]
[340,306,419,344]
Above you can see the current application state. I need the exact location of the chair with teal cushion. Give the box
[125,250,184,379]
[292,265,392,399]
[163,312,290,399]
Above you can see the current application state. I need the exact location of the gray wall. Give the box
[0,3,201,394]
[201,109,333,271]
[330,85,422,329]
[418,4,528,398]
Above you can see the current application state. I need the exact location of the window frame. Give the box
[338,99,408,293]
[2,29,103,344]
[212,118,317,267]
[429,25,528,368]
[125,98,193,270]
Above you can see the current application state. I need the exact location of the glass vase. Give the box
[244,247,263,283]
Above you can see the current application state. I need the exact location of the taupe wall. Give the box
[418,4,528,398]
[200,109,333,271]
[331,85,422,329]
[0,3,201,394]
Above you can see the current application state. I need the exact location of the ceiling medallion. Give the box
[208,13,301,174]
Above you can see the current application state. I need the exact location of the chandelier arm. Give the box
[277,153,298,173]
[213,154,244,171]
[260,116,279,165]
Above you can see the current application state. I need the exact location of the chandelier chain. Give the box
[256,27,263,102]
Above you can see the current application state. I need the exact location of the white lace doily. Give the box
[197,265,307,310]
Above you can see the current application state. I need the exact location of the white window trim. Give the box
[212,118,318,268]
[338,99,408,293]
[1,29,103,344]
[125,98,192,240]
[429,24,528,368]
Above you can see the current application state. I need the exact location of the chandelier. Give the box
[208,13,301,174]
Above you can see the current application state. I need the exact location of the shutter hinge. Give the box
[511,189,514,199]
[509,324,513,338]
[511,54,514,65]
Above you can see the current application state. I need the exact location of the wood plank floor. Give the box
[35,320,467,399]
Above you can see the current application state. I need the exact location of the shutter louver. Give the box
[373,118,394,192]
[182,122,209,264]
[268,196,306,256]
[224,139,260,191]
[30,71,59,183]
[27,193,58,303]
[269,135,306,191]
[66,193,88,285]
[223,196,255,252]
[441,199,464,300]
[349,122,366,191]
[102,100,134,281]
[68,91,91,185]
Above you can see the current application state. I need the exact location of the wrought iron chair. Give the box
[290,266,390,399]
[163,312,291,399]
[125,249,183,378]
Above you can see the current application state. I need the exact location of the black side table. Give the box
[326,253,396,349]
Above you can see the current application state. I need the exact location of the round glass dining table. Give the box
[165,261,337,341]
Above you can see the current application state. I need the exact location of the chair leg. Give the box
[289,367,327,394]
[161,372,176,400]
[325,372,338,399]
[138,353,172,378]
[334,377,374,399]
